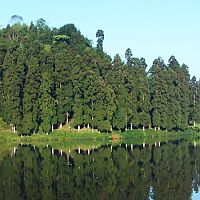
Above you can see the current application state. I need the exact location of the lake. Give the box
[0,139,200,200]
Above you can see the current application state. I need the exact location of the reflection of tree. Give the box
[0,141,200,199]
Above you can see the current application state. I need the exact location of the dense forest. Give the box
[0,16,200,135]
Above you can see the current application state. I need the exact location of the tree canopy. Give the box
[0,18,199,135]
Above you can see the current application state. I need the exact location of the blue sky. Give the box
[0,0,199,77]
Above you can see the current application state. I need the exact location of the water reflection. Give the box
[0,140,200,199]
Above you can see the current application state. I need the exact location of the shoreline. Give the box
[0,129,199,143]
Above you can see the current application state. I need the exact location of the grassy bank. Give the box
[0,129,200,160]
[0,128,200,143]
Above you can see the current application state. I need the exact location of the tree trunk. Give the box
[149,124,151,129]
[131,144,133,151]
[154,127,157,131]
[158,126,160,131]
[130,123,133,131]
[110,125,113,132]
[78,125,80,131]
[87,124,90,129]
[143,126,145,131]
[13,125,16,133]
[67,112,69,124]
[125,125,128,131]
[194,121,196,126]
[67,154,69,166]
[51,124,54,132]
[59,123,63,129]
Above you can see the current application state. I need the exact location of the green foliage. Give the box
[53,34,70,44]
[0,118,10,131]
[96,29,104,51]
[0,18,197,135]
[39,72,55,133]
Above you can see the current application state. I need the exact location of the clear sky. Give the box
[0,0,199,77]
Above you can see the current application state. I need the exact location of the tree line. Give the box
[0,18,200,135]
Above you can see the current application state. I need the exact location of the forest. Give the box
[0,17,200,135]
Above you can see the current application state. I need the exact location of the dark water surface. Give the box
[0,139,200,200]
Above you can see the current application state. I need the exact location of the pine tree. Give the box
[106,62,128,131]
[167,56,190,130]
[192,80,200,124]
[96,30,104,51]
[53,45,74,128]
[22,57,40,135]
[149,57,167,130]
[39,72,55,133]
[2,45,24,133]
[125,48,133,66]
[134,58,151,130]
[178,64,190,129]
[189,76,197,126]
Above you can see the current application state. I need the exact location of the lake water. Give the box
[0,139,200,200]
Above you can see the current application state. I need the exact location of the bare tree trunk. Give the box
[13,125,16,133]
[51,124,54,132]
[143,126,145,131]
[59,123,63,129]
[66,112,69,124]
[67,154,69,166]
[78,125,80,131]
[149,124,151,129]
[130,123,133,131]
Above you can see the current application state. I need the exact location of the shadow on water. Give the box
[0,139,200,199]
